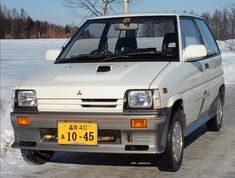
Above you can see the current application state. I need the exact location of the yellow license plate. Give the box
[58,122,97,145]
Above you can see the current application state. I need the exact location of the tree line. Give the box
[1,2,235,40]
[201,2,235,40]
[0,5,77,39]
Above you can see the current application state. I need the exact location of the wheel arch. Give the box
[170,99,186,136]
[158,98,185,171]
[159,97,186,154]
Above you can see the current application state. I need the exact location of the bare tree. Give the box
[63,0,123,16]
[227,1,235,38]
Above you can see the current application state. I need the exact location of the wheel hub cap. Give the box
[172,121,183,162]
[216,98,223,125]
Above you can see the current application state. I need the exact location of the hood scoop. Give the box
[97,66,111,72]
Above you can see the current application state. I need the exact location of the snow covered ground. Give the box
[217,39,235,51]
[0,39,67,157]
[222,52,235,85]
[0,39,235,176]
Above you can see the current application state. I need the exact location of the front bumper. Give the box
[11,109,171,154]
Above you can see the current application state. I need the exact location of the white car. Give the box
[11,13,224,171]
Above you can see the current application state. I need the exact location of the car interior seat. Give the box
[115,37,137,55]
[162,33,177,53]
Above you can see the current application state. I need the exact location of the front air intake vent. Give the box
[81,105,116,108]
[125,145,149,151]
[81,98,118,108]
[97,66,111,72]
[81,99,118,102]
[19,141,36,147]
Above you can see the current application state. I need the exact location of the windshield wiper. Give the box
[101,54,130,62]
[57,55,89,63]
[102,51,176,62]
[101,51,159,62]
[126,51,176,57]
[57,51,177,63]
[57,53,110,63]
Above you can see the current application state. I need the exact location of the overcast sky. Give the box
[1,0,232,26]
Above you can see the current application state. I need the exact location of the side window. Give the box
[195,19,220,55]
[180,19,202,49]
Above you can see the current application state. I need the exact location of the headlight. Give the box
[128,90,153,108]
[15,90,37,107]
[127,89,161,109]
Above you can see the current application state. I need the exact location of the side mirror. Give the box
[183,45,207,61]
[45,49,60,61]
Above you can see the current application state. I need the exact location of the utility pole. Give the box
[124,0,129,14]
[103,0,108,15]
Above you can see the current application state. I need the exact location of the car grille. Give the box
[81,99,118,108]
[37,98,123,112]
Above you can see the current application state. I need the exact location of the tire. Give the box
[21,149,54,165]
[206,94,223,132]
[158,108,184,172]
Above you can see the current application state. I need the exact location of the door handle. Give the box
[205,63,210,71]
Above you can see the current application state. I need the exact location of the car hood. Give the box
[19,62,169,99]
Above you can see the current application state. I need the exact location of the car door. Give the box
[194,18,222,113]
[180,17,211,125]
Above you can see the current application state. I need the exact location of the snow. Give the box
[0,38,235,176]
[222,52,235,85]
[216,39,235,85]
[217,39,235,52]
[0,39,67,171]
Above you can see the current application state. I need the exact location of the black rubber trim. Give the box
[11,107,168,117]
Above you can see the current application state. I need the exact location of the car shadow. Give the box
[50,124,208,167]
[51,152,158,167]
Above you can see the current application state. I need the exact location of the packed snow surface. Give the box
[0,39,67,156]
[0,39,235,175]
[217,39,235,52]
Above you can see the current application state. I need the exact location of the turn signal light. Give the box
[131,119,147,128]
[17,116,30,126]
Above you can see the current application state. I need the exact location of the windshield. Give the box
[57,16,179,63]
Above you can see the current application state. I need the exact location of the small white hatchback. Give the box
[11,13,224,172]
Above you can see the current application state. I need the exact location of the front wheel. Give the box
[21,149,54,165]
[206,95,223,131]
[158,108,184,172]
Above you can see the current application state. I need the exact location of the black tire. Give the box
[21,149,54,165]
[206,94,223,132]
[158,108,184,172]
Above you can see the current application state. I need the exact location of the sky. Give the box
[1,0,232,26]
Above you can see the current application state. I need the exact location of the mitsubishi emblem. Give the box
[77,90,82,96]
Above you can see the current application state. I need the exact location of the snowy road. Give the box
[1,39,235,177]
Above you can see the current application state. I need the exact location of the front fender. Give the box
[166,94,183,108]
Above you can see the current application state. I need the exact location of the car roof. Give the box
[89,13,204,20]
